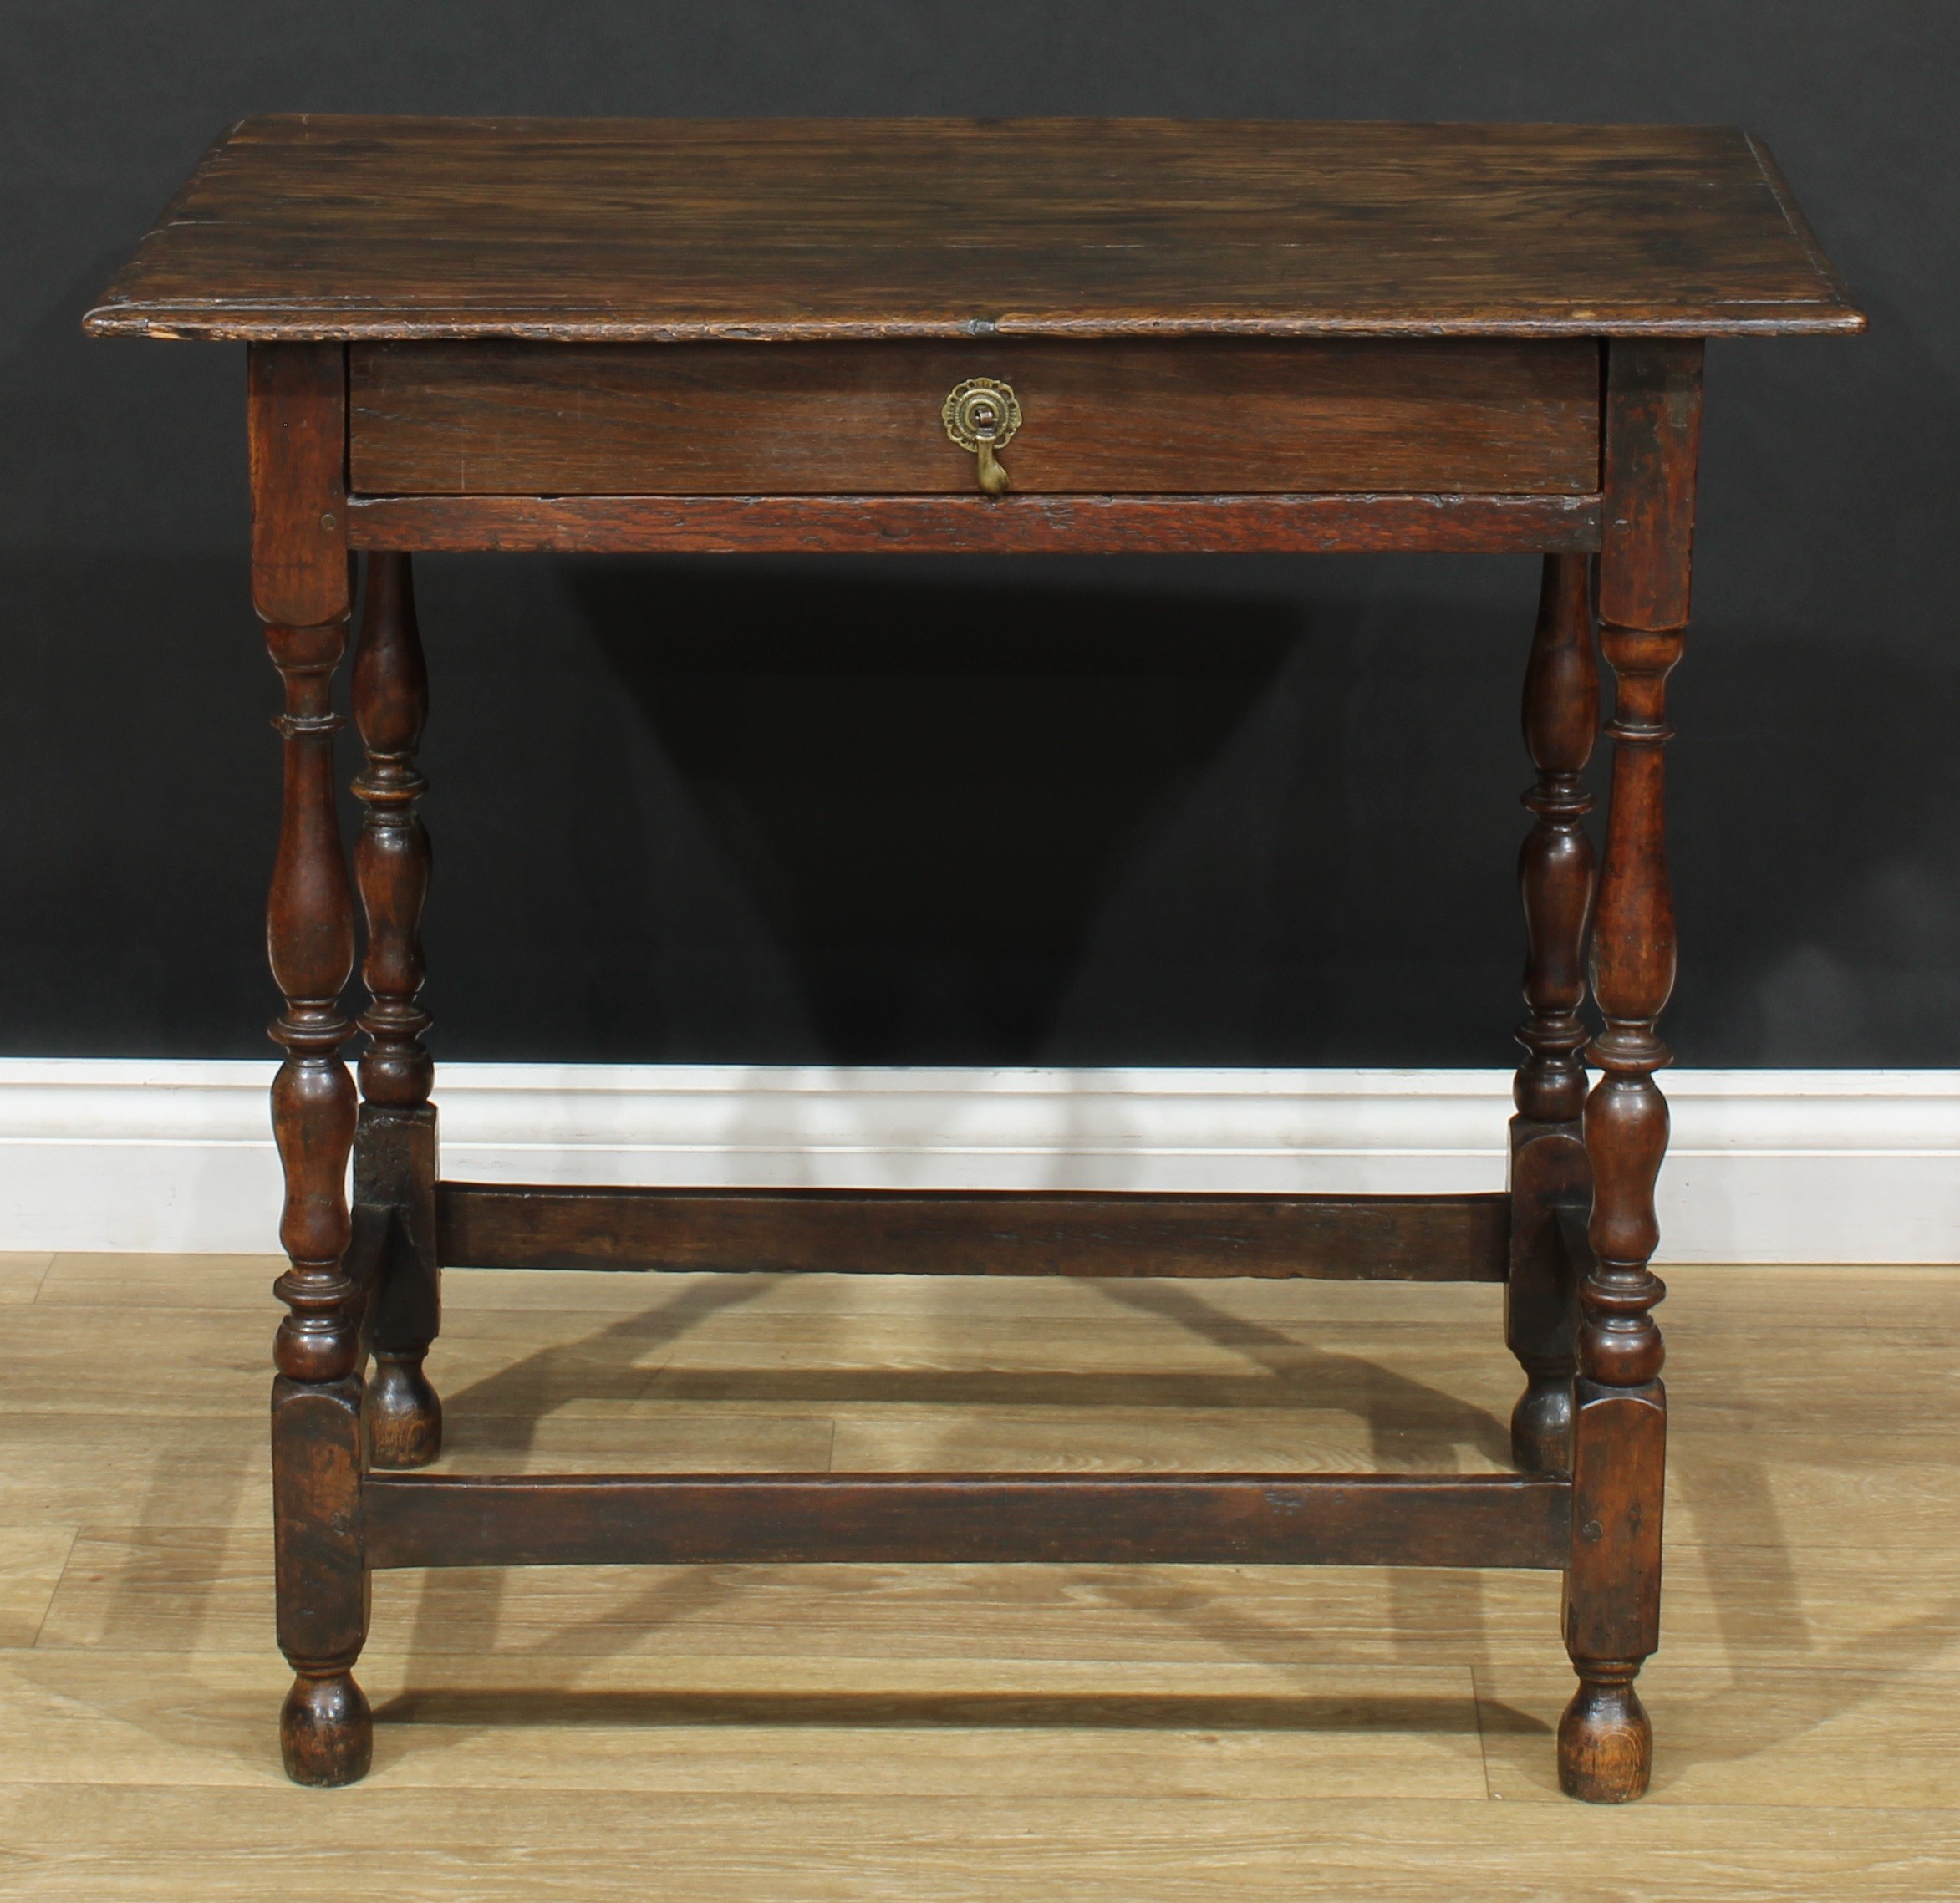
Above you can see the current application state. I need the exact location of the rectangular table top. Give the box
[85,116,1861,345]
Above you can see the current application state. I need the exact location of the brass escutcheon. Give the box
[942,377,1021,495]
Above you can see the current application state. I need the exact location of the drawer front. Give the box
[349,339,1601,497]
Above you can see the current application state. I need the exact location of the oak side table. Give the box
[87,117,1862,1800]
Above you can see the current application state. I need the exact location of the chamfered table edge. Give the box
[82,308,1866,342]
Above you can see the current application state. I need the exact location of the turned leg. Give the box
[351,550,442,1469]
[1507,553,1598,1473]
[252,343,372,1786]
[1560,340,1702,1804]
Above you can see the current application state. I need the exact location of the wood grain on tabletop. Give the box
[83,118,1864,341]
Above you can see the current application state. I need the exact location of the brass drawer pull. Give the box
[943,377,1021,494]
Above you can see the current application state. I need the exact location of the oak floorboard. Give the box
[0,1417,267,1524]
[826,1407,1512,1473]
[0,1525,76,1647]
[0,1650,1488,1800]
[1655,1263,1960,1332]
[36,1252,281,1309]
[1666,1441,1960,1547]
[39,1537,1960,1680]
[0,1788,1950,1902]
[0,1252,55,1305]
[3,1257,1956,1898]
[450,1267,1520,1325]
[428,1412,837,1473]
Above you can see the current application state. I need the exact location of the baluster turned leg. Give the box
[252,343,371,1785]
[1560,340,1702,1803]
[352,551,442,1468]
[1507,554,1598,1473]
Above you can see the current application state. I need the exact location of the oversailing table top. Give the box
[84,116,1863,345]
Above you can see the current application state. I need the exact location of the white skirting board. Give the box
[1,1059,1955,1263]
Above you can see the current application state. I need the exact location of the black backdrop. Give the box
[4,2,1952,1066]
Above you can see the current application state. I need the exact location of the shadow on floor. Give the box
[373,1269,1960,1783]
[389,1271,1521,1747]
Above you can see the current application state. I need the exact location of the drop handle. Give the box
[943,378,1021,496]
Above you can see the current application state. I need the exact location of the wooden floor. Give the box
[3,1251,1957,1899]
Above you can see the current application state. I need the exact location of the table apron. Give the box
[349,337,1605,497]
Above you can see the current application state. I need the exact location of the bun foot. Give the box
[1558,1667,1652,1802]
[367,1346,442,1469]
[1510,1375,1573,1473]
[282,1669,373,1786]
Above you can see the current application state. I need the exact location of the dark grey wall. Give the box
[4,3,1953,1066]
